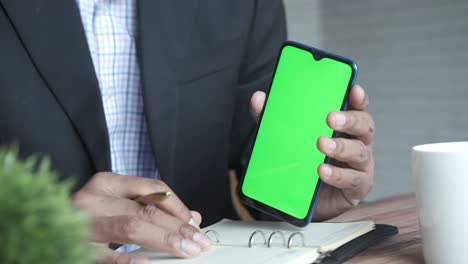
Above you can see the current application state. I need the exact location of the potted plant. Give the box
[0,148,93,264]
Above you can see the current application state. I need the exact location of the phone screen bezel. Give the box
[238,41,358,227]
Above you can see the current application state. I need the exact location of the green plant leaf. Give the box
[0,147,94,264]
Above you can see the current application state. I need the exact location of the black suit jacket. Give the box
[0,0,286,225]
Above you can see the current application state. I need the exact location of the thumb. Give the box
[250,91,266,123]
[94,243,149,264]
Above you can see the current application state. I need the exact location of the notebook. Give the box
[134,219,381,264]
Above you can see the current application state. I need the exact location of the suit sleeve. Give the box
[228,0,287,172]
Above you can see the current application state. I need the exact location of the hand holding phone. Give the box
[240,41,358,227]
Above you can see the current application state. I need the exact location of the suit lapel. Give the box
[0,0,111,173]
[138,0,198,184]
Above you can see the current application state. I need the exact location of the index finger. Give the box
[349,85,369,111]
[327,111,375,145]
[87,173,193,223]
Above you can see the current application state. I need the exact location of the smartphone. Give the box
[239,41,358,227]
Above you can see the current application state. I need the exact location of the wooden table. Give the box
[328,194,424,263]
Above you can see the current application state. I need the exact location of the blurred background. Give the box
[284,0,468,200]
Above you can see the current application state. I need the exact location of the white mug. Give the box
[412,142,468,264]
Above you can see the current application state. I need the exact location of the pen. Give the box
[135,191,172,205]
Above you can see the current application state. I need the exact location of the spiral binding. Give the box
[203,229,331,263]
[249,230,268,247]
[204,229,220,244]
[204,229,307,248]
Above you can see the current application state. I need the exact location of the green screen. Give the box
[242,45,353,219]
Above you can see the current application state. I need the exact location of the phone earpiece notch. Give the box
[312,52,324,61]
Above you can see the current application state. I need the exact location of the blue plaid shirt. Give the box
[75,0,159,252]
[75,0,160,180]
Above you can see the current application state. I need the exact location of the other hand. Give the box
[249,85,374,220]
[73,172,211,264]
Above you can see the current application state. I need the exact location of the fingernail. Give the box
[181,239,201,256]
[321,165,332,178]
[189,218,200,229]
[324,138,336,153]
[334,113,346,127]
[193,232,211,250]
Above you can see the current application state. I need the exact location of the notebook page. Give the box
[134,245,319,264]
[205,219,374,250]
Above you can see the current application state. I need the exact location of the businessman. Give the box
[0,0,374,263]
